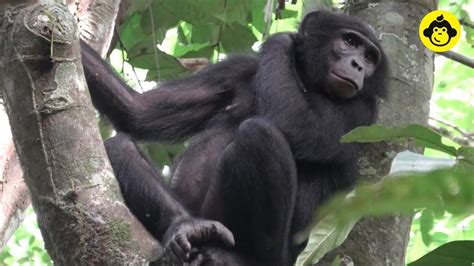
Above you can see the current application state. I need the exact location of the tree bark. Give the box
[0,105,30,250]
[318,1,437,265]
[0,2,159,264]
[66,0,126,57]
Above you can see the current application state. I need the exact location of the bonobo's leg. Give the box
[171,128,234,215]
[104,133,234,264]
[104,133,188,238]
[201,118,297,265]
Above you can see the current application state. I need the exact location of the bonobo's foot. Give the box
[163,217,235,263]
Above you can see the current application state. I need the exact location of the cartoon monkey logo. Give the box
[423,14,457,47]
[419,10,461,52]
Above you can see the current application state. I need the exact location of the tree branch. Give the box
[437,50,474,68]
[460,19,474,30]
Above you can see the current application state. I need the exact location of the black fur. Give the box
[81,11,388,266]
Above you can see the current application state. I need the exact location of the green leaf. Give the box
[191,25,220,45]
[119,13,151,50]
[408,241,474,266]
[330,255,346,266]
[177,25,190,45]
[161,0,223,26]
[181,46,215,59]
[431,232,449,244]
[143,1,180,31]
[295,215,358,266]
[341,124,457,156]
[128,41,189,81]
[459,9,474,46]
[389,151,455,175]
[220,23,258,53]
[319,168,474,224]
[220,0,251,25]
[420,209,434,246]
[127,0,148,13]
[279,9,298,19]
[454,147,474,173]
[250,0,274,34]
[143,143,172,167]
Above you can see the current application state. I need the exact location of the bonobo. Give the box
[81,11,388,266]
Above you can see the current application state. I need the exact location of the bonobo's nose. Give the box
[351,59,363,72]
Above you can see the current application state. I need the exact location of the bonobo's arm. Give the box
[255,34,354,162]
[81,42,230,141]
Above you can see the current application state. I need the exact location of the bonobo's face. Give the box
[327,29,381,99]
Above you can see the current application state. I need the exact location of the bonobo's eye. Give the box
[365,51,377,64]
[342,33,362,48]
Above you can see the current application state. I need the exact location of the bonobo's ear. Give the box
[299,11,324,35]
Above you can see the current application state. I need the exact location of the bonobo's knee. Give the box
[104,133,138,165]
[237,117,290,152]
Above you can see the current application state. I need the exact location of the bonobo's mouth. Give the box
[330,72,358,90]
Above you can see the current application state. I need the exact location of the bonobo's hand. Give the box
[163,217,235,263]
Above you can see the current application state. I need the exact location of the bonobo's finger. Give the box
[164,246,179,263]
[170,240,188,262]
[176,234,192,256]
[192,221,234,247]
[211,222,235,246]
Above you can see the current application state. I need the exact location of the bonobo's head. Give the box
[295,11,388,100]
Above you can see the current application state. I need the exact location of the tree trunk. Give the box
[0,2,159,264]
[318,1,436,265]
[0,0,127,248]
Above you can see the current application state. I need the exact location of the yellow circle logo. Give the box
[419,10,461,52]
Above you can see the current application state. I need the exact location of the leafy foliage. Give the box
[296,122,473,264]
[0,208,52,265]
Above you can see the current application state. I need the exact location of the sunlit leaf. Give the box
[295,215,358,266]
[408,241,474,266]
[341,124,458,156]
[319,168,474,224]
[420,209,434,246]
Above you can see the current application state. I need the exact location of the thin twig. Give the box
[430,116,474,139]
[460,19,474,29]
[114,28,145,93]
[148,0,160,81]
[437,50,474,68]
